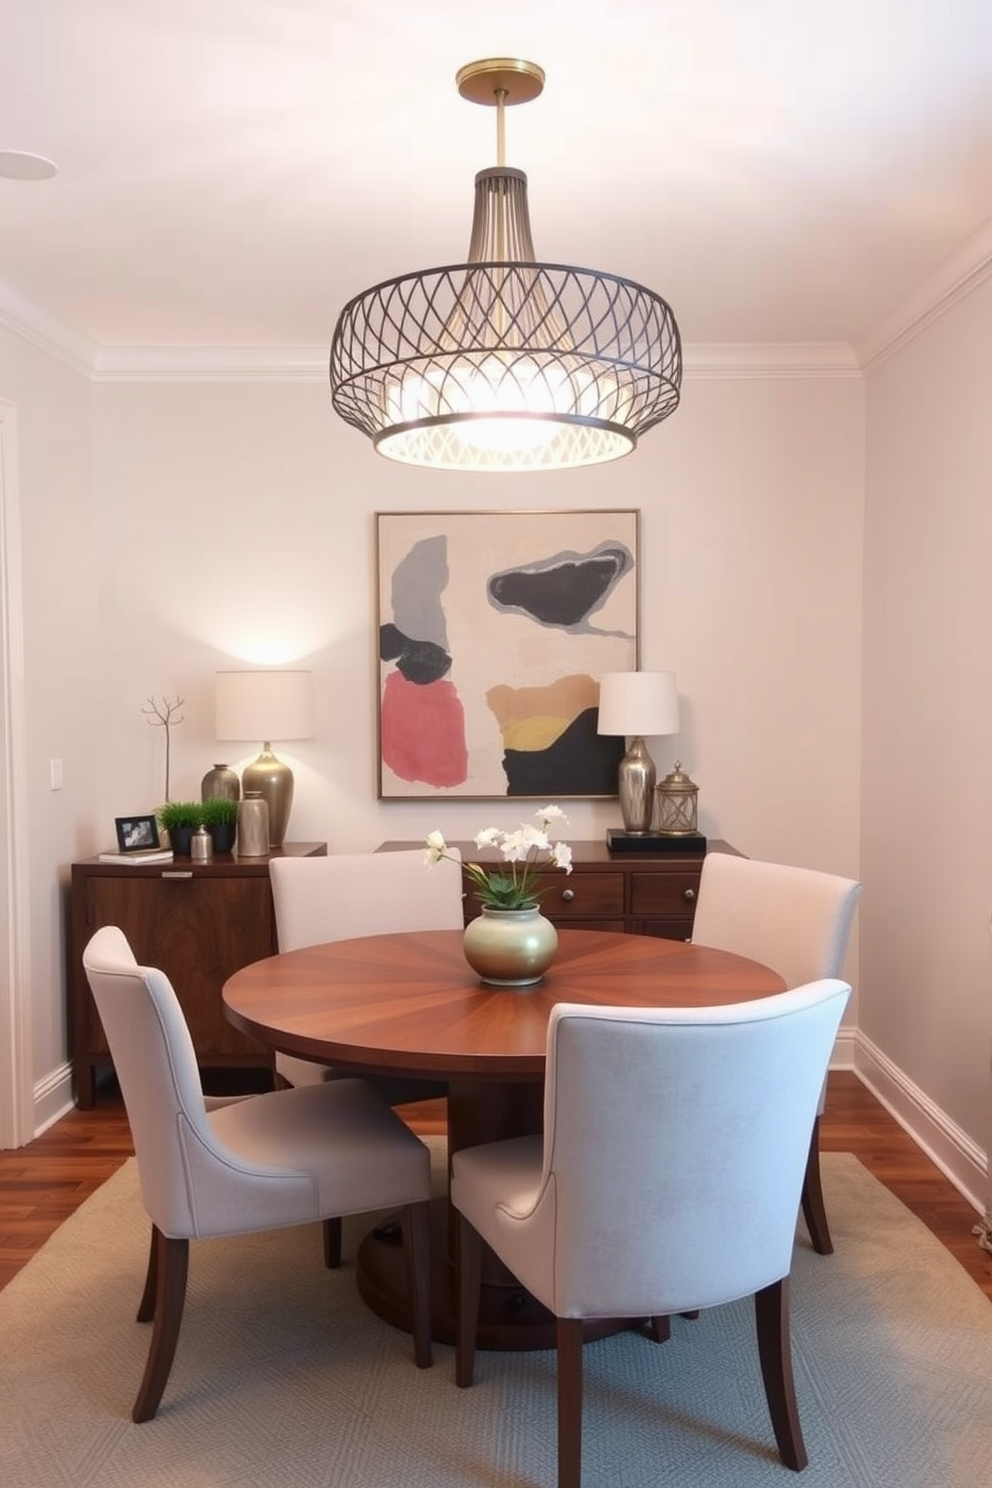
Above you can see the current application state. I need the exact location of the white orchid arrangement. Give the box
[425,806,573,911]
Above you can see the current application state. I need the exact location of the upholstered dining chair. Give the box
[452,980,851,1487]
[82,924,433,1423]
[269,849,464,1267]
[268,847,463,1101]
[689,851,861,1254]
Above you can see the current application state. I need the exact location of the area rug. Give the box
[2,1149,991,1488]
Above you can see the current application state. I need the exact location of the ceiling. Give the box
[2,0,992,362]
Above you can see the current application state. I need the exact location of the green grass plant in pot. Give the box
[201,795,238,854]
[157,800,204,858]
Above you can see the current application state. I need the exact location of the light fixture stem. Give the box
[495,88,507,167]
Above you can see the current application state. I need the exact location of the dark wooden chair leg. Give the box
[132,1229,190,1423]
[649,1314,671,1342]
[136,1224,158,1322]
[323,1216,342,1269]
[557,1317,584,1488]
[401,1200,433,1369]
[800,1116,833,1255]
[754,1277,807,1471]
[455,1214,482,1388]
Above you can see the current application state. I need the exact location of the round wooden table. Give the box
[223,927,785,1348]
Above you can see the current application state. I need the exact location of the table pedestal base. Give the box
[356,1197,630,1351]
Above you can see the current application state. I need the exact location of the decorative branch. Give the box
[142,694,185,803]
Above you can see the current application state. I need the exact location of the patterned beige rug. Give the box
[1,1148,991,1487]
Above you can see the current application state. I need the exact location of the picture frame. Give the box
[376,508,639,800]
[114,814,161,853]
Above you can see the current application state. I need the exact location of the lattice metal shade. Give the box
[329,64,682,473]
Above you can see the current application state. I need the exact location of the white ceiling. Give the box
[2,0,992,362]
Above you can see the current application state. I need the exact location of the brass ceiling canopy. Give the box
[455,57,545,107]
[329,58,682,473]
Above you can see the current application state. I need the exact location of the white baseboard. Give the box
[33,1062,75,1138]
[831,1024,857,1071]
[850,1032,988,1215]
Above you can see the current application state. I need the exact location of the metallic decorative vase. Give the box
[201,763,240,803]
[191,826,213,861]
[236,792,270,857]
[241,747,293,848]
[462,906,558,988]
[616,736,657,834]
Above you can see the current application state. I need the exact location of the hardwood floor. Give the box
[1,1071,990,1302]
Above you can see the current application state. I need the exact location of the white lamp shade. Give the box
[215,670,313,743]
[596,670,679,738]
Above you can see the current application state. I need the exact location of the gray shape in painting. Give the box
[389,535,449,649]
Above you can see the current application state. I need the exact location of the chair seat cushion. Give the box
[197,1079,432,1233]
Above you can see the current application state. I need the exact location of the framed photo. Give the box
[114,814,161,852]
[376,509,638,799]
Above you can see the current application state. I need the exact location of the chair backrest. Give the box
[82,925,238,1235]
[534,981,850,1319]
[268,848,464,951]
[690,852,861,988]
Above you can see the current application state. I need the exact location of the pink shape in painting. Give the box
[381,671,468,787]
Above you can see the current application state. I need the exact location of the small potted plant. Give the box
[201,796,238,855]
[157,800,204,858]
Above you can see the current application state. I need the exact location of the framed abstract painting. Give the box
[376,509,639,799]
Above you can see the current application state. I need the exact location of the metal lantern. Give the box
[655,761,699,837]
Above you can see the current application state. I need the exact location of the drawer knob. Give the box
[561,888,575,902]
[682,887,696,902]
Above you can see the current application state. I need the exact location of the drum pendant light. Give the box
[329,59,682,473]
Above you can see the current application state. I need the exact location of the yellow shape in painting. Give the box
[487,674,601,754]
[500,714,570,752]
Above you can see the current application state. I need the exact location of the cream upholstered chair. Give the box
[453,981,851,1487]
[269,848,463,1101]
[82,925,433,1423]
[270,849,463,1269]
[689,851,861,1254]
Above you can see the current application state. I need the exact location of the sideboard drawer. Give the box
[378,839,739,941]
[536,872,625,918]
[630,868,702,918]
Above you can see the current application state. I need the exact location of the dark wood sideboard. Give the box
[378,838,739,940]
[68,842,327,1108]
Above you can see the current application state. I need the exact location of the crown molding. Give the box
[856,213,992,370]
[0,280,864,380]
[91,341,862,380]
[0,280,99,376]
[4,219,992,386]
[683,343,859,377]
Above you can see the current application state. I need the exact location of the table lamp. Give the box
[215,669,313,848]
[596,670,679,846]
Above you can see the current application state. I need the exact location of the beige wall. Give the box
[88,373,864,884]
[862,276,992,1157]
[0,326,98,1095]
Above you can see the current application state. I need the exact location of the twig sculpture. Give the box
[142,695,185,803]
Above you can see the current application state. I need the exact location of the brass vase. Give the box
[462,905,558,988]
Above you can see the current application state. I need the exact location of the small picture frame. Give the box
[114,815,161,853]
